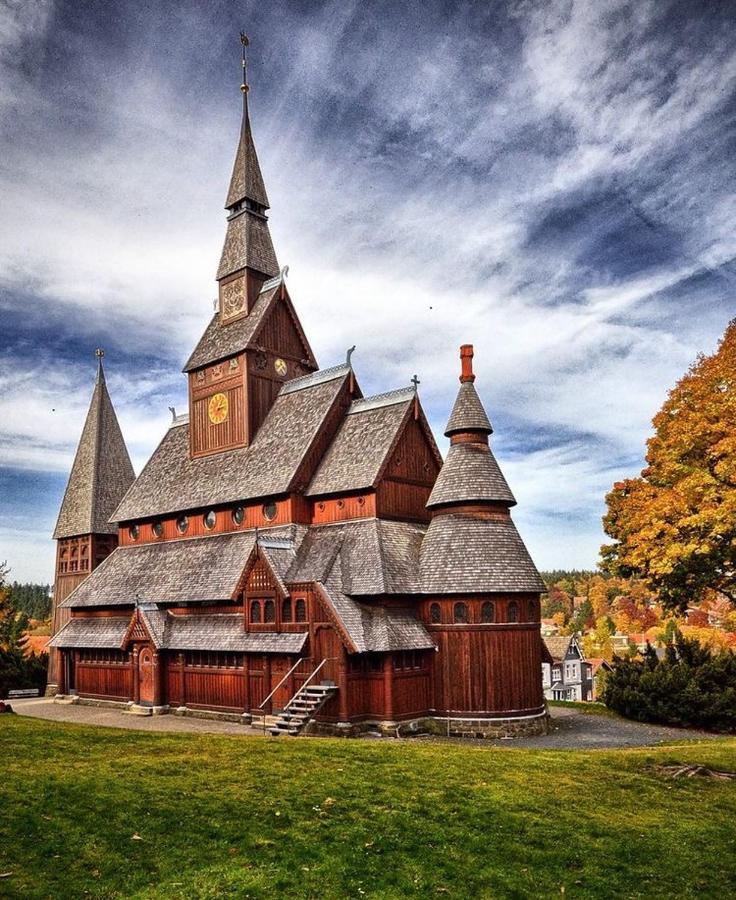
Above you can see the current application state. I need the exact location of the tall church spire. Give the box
[53,350,136,539]
[224,32,269,210]
[217,32,278,284]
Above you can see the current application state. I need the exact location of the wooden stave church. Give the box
[48,58,547,738]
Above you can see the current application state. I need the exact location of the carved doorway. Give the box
[138,646,154,705]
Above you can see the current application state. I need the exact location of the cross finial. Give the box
[411,374,421,392]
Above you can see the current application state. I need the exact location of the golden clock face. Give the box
[274,357,288,377]
[207,392,229,425]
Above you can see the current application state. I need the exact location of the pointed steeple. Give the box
[53,350,136,539]
[225,35,269,210]
[217,33,278,283]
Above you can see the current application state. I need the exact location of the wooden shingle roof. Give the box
[306,390,415,496]
[216,210,279,281]
[161,614,306,653]
[184,279,316,374]
[225,110,270,209]
[419,514,545,593]
[444,381,493,436]
[53,361,135,539]
[50,611,306,654]
[60,530,265,608]
[111,368,350,522]
[285,519,425,595]
[427,442,516,508]
[48,616,129,648]
[184,283,278,372]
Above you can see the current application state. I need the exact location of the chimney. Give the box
[459,344,475,383]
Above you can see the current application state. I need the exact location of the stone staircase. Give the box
[269,684,337,736]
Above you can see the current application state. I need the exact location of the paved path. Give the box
[8,698,722,749]
[9,697,262,736]
[491,706,719,750]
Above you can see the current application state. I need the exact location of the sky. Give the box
[0,0,734,584]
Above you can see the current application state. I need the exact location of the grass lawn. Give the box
[1,717,735,898]
[547,700,619,717]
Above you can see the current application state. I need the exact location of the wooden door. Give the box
[66,652,76,694]
[269,656,292,712]
[313,626,342,685]
[139,646,154,704]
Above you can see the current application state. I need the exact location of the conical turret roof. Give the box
[427,442,515,508]
[53,355,135,539]
[444,381,493,436]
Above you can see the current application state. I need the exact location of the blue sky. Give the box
[1,0,734,583]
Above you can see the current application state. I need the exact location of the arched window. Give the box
[264,600,275,623]
[295,598,307,622]
[250,600,261,624]
[430,602,441,624]
[508,601,519,623]
[481,601,495,623]
[454,602,468,624]
[528,599,538,621]
[282,598,292,622]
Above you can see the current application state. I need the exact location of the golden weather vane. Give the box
[240,30,249,94]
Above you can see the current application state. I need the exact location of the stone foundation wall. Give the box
[417,712,550,739]
[306,711,550,739]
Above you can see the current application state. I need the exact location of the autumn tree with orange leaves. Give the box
[602,320,736,613]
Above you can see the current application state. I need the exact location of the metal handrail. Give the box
[259,656,309,710]
[283,658,328,712]
[256,657,333,735]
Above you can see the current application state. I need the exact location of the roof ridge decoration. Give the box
[279,363,351,395]
[53,351,136,539]
[258,537,295,550]
[260,266,288,293]
[348,386,415,414]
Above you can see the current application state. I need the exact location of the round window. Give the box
[203,510,217,530]
[262,502,277,522]
[176,515,189,534]
[151,521,163,538]
[129,524,139,541]
[232,506,245,525]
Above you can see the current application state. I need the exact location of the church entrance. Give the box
[65,652,76,694]
[269,657,292,712]
[313,626,342,685]
[138,646,155,705]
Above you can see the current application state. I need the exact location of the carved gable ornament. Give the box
[122,609,154,648]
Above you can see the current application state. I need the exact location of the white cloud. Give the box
[1,1,733,581]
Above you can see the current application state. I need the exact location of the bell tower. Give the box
[184,34,317,459]
[217,32,279,321]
